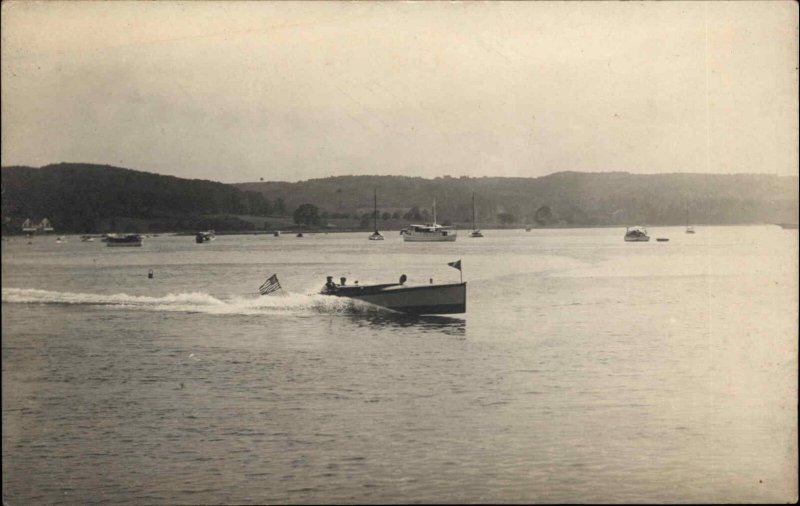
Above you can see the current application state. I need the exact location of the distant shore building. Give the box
[21,218,55,234]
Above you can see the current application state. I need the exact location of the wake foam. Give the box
[1,287,379,316]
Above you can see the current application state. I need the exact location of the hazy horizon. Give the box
[2,1,798,183]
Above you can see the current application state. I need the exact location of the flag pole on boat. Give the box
[448,259,462,283]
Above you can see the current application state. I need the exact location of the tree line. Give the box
[1,163,288,233]
[2,163,797,233]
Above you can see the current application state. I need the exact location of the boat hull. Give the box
[106,241,143,247]
[106,234,143,247]
[624,236,650,242]
[329,282,466,314]
[403,232,457,242]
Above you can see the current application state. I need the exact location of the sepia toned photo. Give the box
[2,1,797,504]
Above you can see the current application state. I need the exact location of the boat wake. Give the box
[1,287,381,316]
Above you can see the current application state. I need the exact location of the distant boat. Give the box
[106,233,143,247]
[686,207,695,234]
[273,231,281,237]
[80,235,94,242]
[320,275,466,314]
[296,232,304,237]
[469,192,483,238]
[525,226,532,232]
[656,238,669,242]
[195,230,215,243]
[625,226,650,242]
[368,189,384,240]
[403,198,457,242]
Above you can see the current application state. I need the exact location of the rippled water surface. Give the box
[2,227,797,504]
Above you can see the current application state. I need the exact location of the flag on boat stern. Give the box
[259,274,282,295]
[447,260,462,271]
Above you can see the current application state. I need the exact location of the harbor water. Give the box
[2,226,797,504]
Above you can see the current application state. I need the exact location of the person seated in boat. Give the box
[322,276,337,294]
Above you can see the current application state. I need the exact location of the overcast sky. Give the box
[2,1,797,183]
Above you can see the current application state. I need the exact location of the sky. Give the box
[2,1,797,183]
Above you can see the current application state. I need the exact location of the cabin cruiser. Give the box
[403,198,457,242]
[624,226,650,242]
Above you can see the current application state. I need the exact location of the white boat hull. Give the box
[403,232,457,242]
[326,282,466,314]
[624,236,650,242]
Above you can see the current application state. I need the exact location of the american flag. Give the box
[259,274,282,295]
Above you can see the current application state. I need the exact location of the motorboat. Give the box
[296,232,304,237]
[368,189,384,240]
[80,235,94,242]
[403,198,457,242]
[624,226,650,242]
[273,231,281,237]
[106,233,143,247]
[320,275,466,315]
[195,230,215,243]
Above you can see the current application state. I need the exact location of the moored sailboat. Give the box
[368,189,384,240]
[469,192,483,238]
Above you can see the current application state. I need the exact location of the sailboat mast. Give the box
[433,198,437,225]
[472,192,477,229]
[374,189,378,232]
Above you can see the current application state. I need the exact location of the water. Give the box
[2,226,797,504]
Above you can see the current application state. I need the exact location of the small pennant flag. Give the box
[259,274,282,295]
[447,260,462,271]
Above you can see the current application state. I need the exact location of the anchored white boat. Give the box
[624,226,650,242]
[320,275,466,315]
[403,198,457,242]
